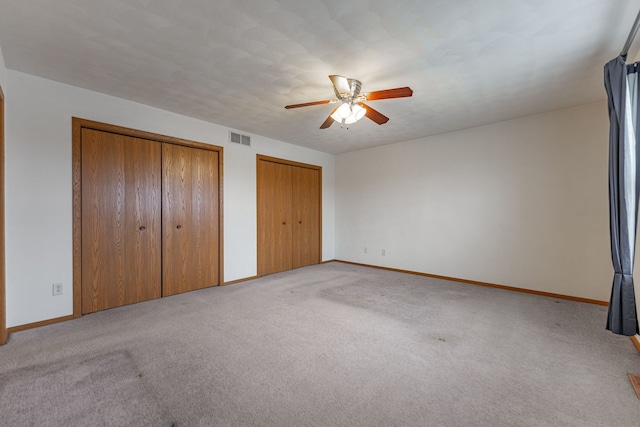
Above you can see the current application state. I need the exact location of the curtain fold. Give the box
[605,55,640,336]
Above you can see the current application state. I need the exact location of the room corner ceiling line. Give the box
[621,9,640,56]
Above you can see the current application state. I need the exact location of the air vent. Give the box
[229,131,251,147]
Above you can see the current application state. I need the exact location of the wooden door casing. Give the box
[162,144,219,296]
[81,129,162,314]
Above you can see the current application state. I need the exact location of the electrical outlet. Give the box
[364,247,368,254]
[381,249,386,256]
[52,283,63,296]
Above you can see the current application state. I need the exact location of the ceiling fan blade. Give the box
[285,100,332,109]
[329,75,351,98]
[365,87,413,101]
[320,107,339,129]
[361,103,389,125]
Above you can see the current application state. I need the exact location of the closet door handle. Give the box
[282,222,286,225]
[298,221,302,224]
[139,226,146,231]
[176,225,182,229]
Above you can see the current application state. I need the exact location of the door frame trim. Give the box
[72,118,224,318]
[256,154,322,276]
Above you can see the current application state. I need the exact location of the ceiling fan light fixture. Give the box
[331,103,366,124]
[333,103,352,119]
[351,104,366,122]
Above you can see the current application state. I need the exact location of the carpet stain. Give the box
[319,278,440,323]
[0,350,174,426]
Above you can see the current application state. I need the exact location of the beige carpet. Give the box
[1,262,639,426]
[0,350,172,426]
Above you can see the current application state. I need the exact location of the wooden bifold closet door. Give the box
[77,122,221,315]
[162,143,219,296]
[81,129,162,313]
[257,156,321,276]
[291,165,320,269]
[257,160,293,275]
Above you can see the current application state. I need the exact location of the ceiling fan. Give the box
[284,75,413,129]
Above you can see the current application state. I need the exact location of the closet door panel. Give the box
[163,144,219,296]
[292,166,320,269]
[81,129,124,313]
[257,160,293,276]
[162,143,191,296]
[190,148,220,290]
[81,129,161,313]
[125,137,162,303]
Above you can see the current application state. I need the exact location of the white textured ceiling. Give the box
[0,0,639,154]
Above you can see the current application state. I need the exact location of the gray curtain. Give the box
[605,55,640,336]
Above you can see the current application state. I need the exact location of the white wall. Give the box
[0,44,6,90]
[4,65,636,328]
[5,70,335,328]
[336,102,612,302]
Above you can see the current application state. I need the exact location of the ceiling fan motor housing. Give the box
[333,77,362,100]
[346,78,362,98]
